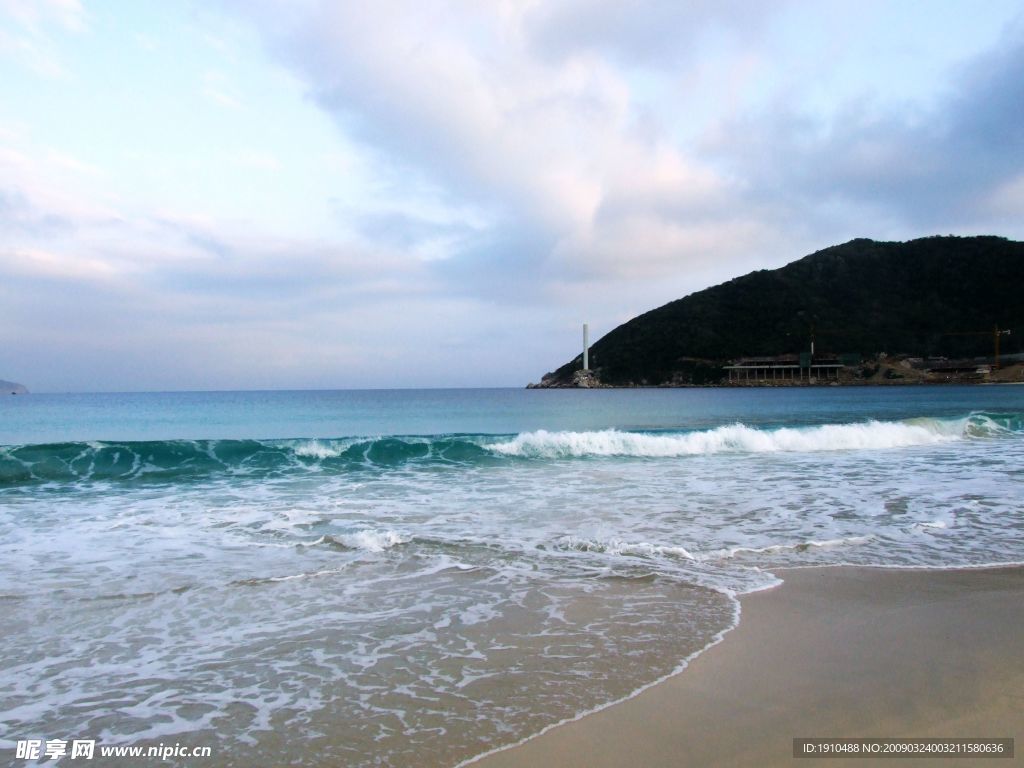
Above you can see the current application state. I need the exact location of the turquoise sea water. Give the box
[2,386,1023,766]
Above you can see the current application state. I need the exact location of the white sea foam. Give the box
[488,418,977,458]
[699,536,875,562]
[335,529,407,552]
[555,536,696,561]
[291,439,349,459]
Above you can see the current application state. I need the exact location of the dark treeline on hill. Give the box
[538,236,1024,386]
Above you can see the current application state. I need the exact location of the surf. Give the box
[487,412,1021,458]
[1,412,1019,486]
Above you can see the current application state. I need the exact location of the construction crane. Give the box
[943,325,1012,369]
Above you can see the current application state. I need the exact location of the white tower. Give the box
[583,323,589,370]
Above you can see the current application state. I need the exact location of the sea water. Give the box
[2,386,1023,766]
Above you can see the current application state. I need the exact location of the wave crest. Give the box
[488,413,1014,459]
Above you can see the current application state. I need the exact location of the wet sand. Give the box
[470,566,1024,768]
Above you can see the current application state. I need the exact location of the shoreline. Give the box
[468,565,1024,768]
[527,380,1024,389]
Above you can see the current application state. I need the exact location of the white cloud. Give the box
[238,0,759,289]
[522,0,786,66]
[3,245,120,281]
[201,70,244,109]
[0,0,86,77]
[0,0,86,32]
[229,149,282,171]
[0,25,66,76]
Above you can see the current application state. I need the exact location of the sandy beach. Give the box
[471,566,1024,768]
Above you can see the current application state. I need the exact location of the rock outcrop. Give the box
[0,379,28,395]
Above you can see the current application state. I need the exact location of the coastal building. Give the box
[724,354,845,383]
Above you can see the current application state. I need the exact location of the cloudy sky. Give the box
[2,0,1022,391]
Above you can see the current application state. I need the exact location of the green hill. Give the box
[536,236,1024,386]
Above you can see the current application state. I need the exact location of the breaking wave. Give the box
[1,412,1019,486]
[488,412,1020,458]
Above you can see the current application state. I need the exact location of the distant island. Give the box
[0,379,28,395]
[530,236,1024,387]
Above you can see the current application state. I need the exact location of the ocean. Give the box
[2,386,1023,766]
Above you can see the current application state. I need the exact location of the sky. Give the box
[1,0,1023,392]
